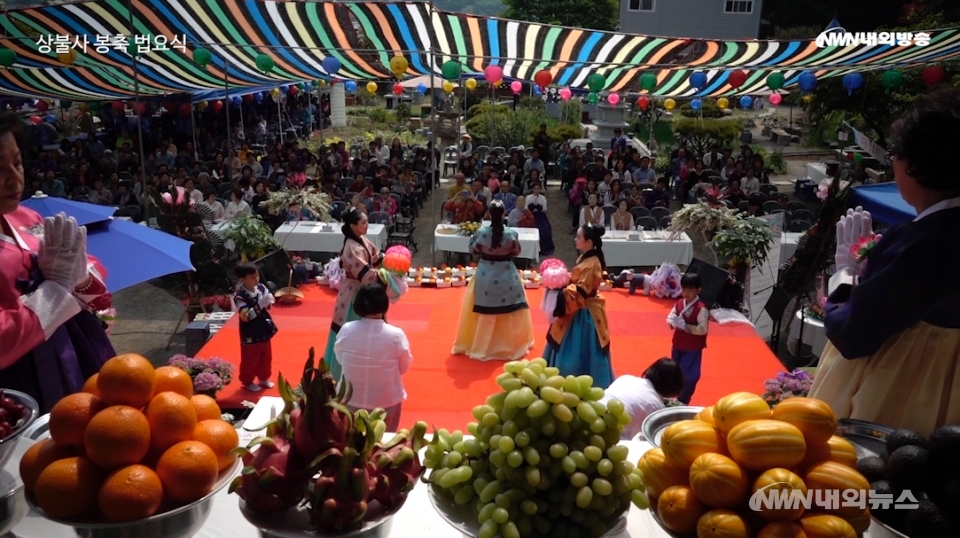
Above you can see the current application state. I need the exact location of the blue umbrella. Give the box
[21,194,116,226]
[85,219,194,292]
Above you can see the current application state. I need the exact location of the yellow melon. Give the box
[726,419,807,471]
[660,420,721,469]
[696,509,752,538]
[756,521,808,538]
[771,397,838,448]
[695,406,716,427]
[751,468,808,521]
[688,453,750,509]
[799,435,858,470]
[798,514,857,538]
[637,448,689,499]
[846,508,871,535]
[657,485,707,536]
[713,392,772,434]
[803,462,870,519]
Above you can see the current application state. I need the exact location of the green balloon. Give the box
[587,92,599,104]
[90,101,102,112]
[126,41,141,57]
[881,69,903,89]
[297,82,305,91]
[193,47,212,67]
[853,153,864,163]
[60,100,73,109]
[0,48,15,68]
[255,53,275,73]
[587,73,606,92]
[639,73,657,92]
[442,60,461,81]
[767,73,785,90]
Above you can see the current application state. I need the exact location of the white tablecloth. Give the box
[780,232,804,268]
[788,308,828,358]
[601,230,694,268]
[273,222,387,252]
[8,397,892,538]
[434,224,541,261]
[806,162,828,182]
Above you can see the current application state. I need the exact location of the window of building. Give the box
[629,0,655,11]
[724,0,753,13]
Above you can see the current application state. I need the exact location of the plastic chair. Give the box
[629,206,650,220]
[770,208,791,225]
[737,201,750,213]
[636,216,659,230]
[759,184,779,194]
[475,145,491,161]
[637,182,655,192]
[650,206,671,223]
[789,220,812,232]
[659,215,672,230]
[792,209,815,223]
[786,201,807,212]
[442,146,459,177]
[388,216,417,252]
[601,205,617,225]
[762,200,783,214]
[330,201,346,221]
[368,211,391,225]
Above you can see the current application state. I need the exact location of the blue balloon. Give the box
[321,56,341,75]
[280,84,290,94]
[739,95,753,109]
[798,71,818,93]
[140,119,150,130]
[842,73,864,95]
[232,96,241,106]
[416,83,428,95]
[533,85,542,95]
[45,114,57,124]
[345,80,357,92]
[690,98,702,111]
[254,92,263,102]
[690,71,707,90]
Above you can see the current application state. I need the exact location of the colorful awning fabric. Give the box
[0,0,958,100]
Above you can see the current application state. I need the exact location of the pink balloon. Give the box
[484,65,503,83]
[30,116,41,125]
[510,80,522,94]
[769,93,782,106]
[607,93,620,105]
[559,88,572,101]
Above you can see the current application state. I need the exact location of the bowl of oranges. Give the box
[19,354,241,538]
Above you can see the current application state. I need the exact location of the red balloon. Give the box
[534,70,553,88]
[243,94,253,103]
[727,70,748,89]
[288,86,299,95]
[137,103,147,115]
[180,103,192,116]
[392,83,404,96]
[212,100,223,112]
[163,101,175,113]
[922,66,945,87]
[36,101,49,112]
[30,116,41,125]
[637,95,650,110]
[112,101,125,112]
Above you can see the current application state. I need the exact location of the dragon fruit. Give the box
[291,351,354,462]
[229,420,310,515]
[369,422,428,508]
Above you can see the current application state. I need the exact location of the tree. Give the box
[434,0,505,17]
[502,0,619,31]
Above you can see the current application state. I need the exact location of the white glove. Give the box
[834,206,873,271]
[672,319,688,331]
[38,214,85,290]
[258,292,275,309]
[72,226,91,287]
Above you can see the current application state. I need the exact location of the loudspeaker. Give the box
[685,258,735,308]
[254,249,301,292]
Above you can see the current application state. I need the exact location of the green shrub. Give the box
[368,107,392,124]
[520,96,546,111]
[560,101,583,126]
[679,102,725,119]
[537,124,583,144]
[675,118,743,157]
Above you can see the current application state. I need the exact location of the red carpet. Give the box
[198,285,784,431]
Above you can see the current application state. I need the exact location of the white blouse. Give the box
[225,200,251,220]
[600,376,665,440]
[335,318,413,409]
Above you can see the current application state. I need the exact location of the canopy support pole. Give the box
[190,99,199,163]
[224,65,231,156]
[428,0,439,226]
[278,94,284,145]
[125,1,147,195]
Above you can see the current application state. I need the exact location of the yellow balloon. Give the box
[57,49,77,65]
[465,78,478,90]
[803,94,813,103]
[717,97,729,109]
[197,101,208,110]
[442,81,454,93]
[271,88,280,97]
[366,82,378,93]
[78,103,89,112]
[389,56,408,77]
[664,98,676,110]
[318,79,328,88]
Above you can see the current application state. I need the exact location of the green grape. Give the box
[588,435,606,451]
[478,518,498,538]
[543,366,561,376]
[576,486,593,509]
[494,493,511,509]
[602,413,619,430]
[486,392,506,410]
[560,502,574,517]
[473,477,490,496]
[597,459,613,477]
[517,387,536,408]
[491,506,510,524]
[549,459,564,478]
[447,451,463,466]
[454,484,476,504]
[519,499,538,516]
[612,474,631,495]
[632,489,650,509]
[514,430,531,448]
[591,478,613,496]
[617,412,631,425]
[570,450,589,469]
[564,376,582,396]
[520,368,541,388]
[588,400,606,415]
[489,449,507,467]
[606,445,629,463]
[507,449,525,468]
[462,439,484,458]
[530,357,547,367]
[576,402,598,422]
[576,374,593,392]
[590,417,607,434]
[501,521,520,538]
[586,387,605,401]
[603,428,621,449]
[584,511,600,528]
[500,405,519,421]
[606,398,625,416]
[425,444,441,461]
[517,515,533,538]
[473,404,495,420]
[561,455,577,474]
[552,403,574,422]
[438,466,473,488]
[570,508,586,523]
[467,423,479,436]
[479,480,502,503]
[494,467,508,482]
[540,386,564,404]
[533,514,552,536]
[482,412,500,427]
[570,472,589,488]
[549,443,569,459]
[562,392,581,408]
[500,376,524,393]
[523,446,540,466]
[526,466,541,487]
[545,375,565,389]
[528,361,544,375]
[504,361,524,374]
[496,372,513,385]
[498,435,516,453]
[583,446,603,462]
[627,471,643,490]
[540,414,557,436]
[451,430,464,445]
[502,420,519,438]
[589,494,605,511]
[478,501,497,522]
[526,399,550,418]
[490,433,503,447]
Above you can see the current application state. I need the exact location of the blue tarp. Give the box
[849,183,916,225]
[190,82,312,103]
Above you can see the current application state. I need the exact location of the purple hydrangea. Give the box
[763,369,814,406]
[167,354,192,371]
[194,372,223,392]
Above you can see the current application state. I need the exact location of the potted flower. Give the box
[222,214,282,262]
[761,370,815,408]
[710,215,775,281]
[167,354,235,397]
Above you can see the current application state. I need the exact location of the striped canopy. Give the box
[0,0,958,100]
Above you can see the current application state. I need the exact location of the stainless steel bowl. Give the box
[640,406,704,447]
[0,431,33,537]
[428,483,628,538]
[0,390,40,470]
[240,496,404,538]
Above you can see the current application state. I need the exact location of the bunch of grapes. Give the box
[424,359,649,538]
[0,389,28,439]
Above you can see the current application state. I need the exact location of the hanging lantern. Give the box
[716,97,729,110]
[254,92,264,102]
[465,78,478,91]
[442,61,461,81]
[768,93,782,106]
[0,49,17,68]
[881,70,903,92]
[29,116,41,125]
[366,82,378,93]
[321,56,341,75]
[842,73,864,96]
[689,71,707,90]
[586,74,606,92]
[639,73,657,92]
[57,49,77,65]
[690,98,702,111]
[637,95,650,110]
[727,70,747,89]
[90,102,102,112]
[36,101,49,112]
[921,66,945,87]
[483,65,503,84]
[212,100,224,112]
[78,103,90,112]
[112,101,125,112]
[255,53,275,73]
[180,103,192,116]
[559,88,572,101]
[442,80,454,93]
[416,83,427,95]
[607,93,620,105]
[663,98,676,110]
[587,92,598,104]
[798,71,818,93]
[510,81,522,94]
[389,56,408,78]
[45,114,57,124]
[534,70,553,89]
[231,96,241,106]
[392,83,404,96]
[197,101,208,110]
[344,81,357,92]
[739,95,753,109]
[193,48,212,67]
[243,94,253,103]
[766,73,785,91]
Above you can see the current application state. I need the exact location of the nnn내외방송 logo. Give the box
[815,27,931,48]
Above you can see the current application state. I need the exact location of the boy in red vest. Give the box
[666,273,708,404]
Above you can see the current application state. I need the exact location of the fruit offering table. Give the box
[433,224,541,265]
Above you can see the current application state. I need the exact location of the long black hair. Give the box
[581,223,607,271]
[339,206,373,267]
[488,200,505,248]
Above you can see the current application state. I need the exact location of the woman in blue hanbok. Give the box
[526,182,554,256]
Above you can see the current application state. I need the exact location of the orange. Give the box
[191,394,222,422]
[19,438,77,491]
[49,392,103,447]
[84,405,152,470]
[81,374,100,397]
[155,441,219,503]
[153,366,194,398]
[97,464,164,522]
[34,456,105,520]
[96,354,156,408]
[657,485,708,535]
[144,392,197,453]
[192,420,239,471]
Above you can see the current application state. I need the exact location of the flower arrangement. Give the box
[851,233,880,264]
[539,258,570,290]
[762,370,815,407]
[383,245,413,275]
[260,188,333,222]
[167,354,235,396]
[286,172,307,189]
[817,178,850,201]
[457,221,482,236]
[710,216,775,269]
[648,263,682,299]
[667,202,740,240]
[161,186,195,212]
[806,296,827,321]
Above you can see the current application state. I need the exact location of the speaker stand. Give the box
[165,272,210,350]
